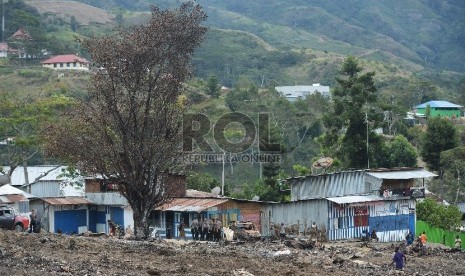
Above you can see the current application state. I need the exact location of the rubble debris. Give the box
[0,228,464,275]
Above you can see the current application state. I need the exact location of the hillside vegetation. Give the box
[2,0,465,200]
[27,0,114,25]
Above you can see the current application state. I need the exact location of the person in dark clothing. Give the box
[29,209,39,233]
[391,247,407,271]
[405,231,414,245]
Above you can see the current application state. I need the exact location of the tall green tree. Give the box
[0,93,74,185]
[440,147,465,204]
[388,135,418,167]
[205,75,221,98]
[319,56,381,169]
[421,117,458,172]
[44,3,207,238]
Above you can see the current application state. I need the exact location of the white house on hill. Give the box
[41,54,90,71]
[275,84,330,102]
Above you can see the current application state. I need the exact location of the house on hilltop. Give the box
[11,27,32,40]
[414,100,462,118]
[262,168,436,242]
[275,84,330,102]
[41,54,90,71]
[0,42,9,58]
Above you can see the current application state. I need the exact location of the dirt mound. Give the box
[0,229,463,275]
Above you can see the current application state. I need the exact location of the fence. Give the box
[416,220,464,249]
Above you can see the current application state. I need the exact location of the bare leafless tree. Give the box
[44,3,207,237]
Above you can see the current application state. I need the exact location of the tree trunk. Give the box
[132,204,151,238]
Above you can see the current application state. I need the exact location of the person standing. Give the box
[191,218,199,241]
[420,231,428,256]
[200,218,208,241]
[213,218,222,242]
[454,235,462,251]
[29,209,38,233]
[405,231,414,246]
[279,223,286,242]
[178,219,186,240]
[390,247,407,271]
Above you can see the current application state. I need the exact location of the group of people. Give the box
[178,217,223,242]
[394,230,463,272]
[390,231,425,272]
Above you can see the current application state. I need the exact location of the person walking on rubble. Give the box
[419,231,427,256]
[390,247,407,271]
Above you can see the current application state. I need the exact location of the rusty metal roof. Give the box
[156,198,229,212]
[42,197,94,205]
[0,194,28,203]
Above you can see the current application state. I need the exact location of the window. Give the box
[67,63,70,67]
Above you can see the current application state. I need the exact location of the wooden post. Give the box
[304,219,307,237]
[297,219,300,237]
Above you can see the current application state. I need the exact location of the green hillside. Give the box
[70,0,465,72]
[1,0,464,198]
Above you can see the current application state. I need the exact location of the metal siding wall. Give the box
[111,207,124,226]
[31,181,61,197]
[89,210,106,232]
[291,171,366,201]
[327,199,413,242]
[263,200,328,236]
[328,201,361,241]
[54,209,87,234]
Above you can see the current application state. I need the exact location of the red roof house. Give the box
[41,54,90,70]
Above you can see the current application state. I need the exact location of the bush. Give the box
[417,198,462,231]
[17,69,49,78]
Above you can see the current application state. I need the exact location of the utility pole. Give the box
[221,151,225,196]
[365,111,370,169]
[2,0,5,42]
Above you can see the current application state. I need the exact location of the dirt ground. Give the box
[0,229,464,276]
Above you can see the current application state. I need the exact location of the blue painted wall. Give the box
[89,210,106,232]
[369,214,409,232]
[54,209,87,234]
[111,207,124,226]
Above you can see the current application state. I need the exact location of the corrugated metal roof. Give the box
[4,165,70,186]
[41,197,94,205]
[0,184,35,199]
[367,169,437,179]
[185,189,223,198]
[326,194,383,204]
[0,194,27,203]
[155,198,229,212]
[415,100,462,108]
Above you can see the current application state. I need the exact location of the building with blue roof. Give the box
[415,100,462,118]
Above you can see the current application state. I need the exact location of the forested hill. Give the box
[72,0,465,73]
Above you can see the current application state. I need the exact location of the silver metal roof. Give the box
[367,169,437,180]
[326,194,383,204]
